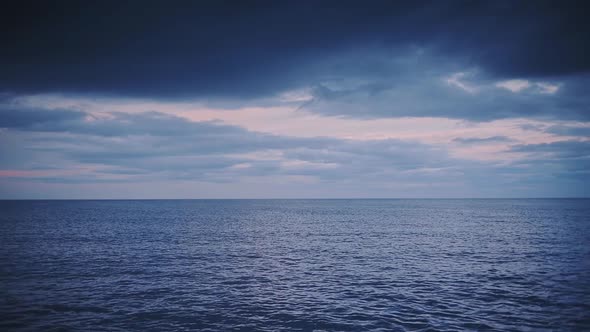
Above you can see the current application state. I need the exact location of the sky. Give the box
[1,0,589,198]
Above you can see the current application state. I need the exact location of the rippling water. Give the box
[1,199,589,331]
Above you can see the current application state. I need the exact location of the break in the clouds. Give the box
[0,1,589,198]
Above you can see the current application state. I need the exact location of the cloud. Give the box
[536,82,560,94]
[495,79,531,93]
[0,105,86,130]
[0,105,287,146]
[0,101,466,187]
[507,140,590,187]
[1,0,588,198]
[453,136,514,144]
[1,1,588,100]
[510,140,590,159]
[1,2,588,124]
[1,101,588,197]
[545,124,590,137]
[495,80,562,95]
[301,66,590,121]
[445,72,478,93]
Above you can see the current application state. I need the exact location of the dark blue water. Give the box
[1,199,589,331]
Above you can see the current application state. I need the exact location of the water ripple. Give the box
[1,199,589,331]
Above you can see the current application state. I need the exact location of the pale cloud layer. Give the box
[1,92,589,198]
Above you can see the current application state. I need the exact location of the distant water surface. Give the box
[1,199,589,331]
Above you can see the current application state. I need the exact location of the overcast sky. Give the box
[1,1,589,198]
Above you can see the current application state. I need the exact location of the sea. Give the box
[1,199,589,331]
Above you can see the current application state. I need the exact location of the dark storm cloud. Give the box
[1,0,588,99]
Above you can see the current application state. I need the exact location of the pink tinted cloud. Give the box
[0,170,50,177]
[0,168,95,178]
[15,94,589,163]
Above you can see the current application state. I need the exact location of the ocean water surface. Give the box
[1,199,589,331]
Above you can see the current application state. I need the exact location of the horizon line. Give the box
[1,197,589,201]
